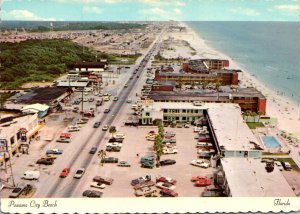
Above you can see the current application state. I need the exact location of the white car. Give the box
[274,161,284,171]
[193,127,202,132]
[156,182,176,190]
[73,168,85,179]
[190,160,210,168]
[90,182,106,189]
[163,148,178,154]
[106,142,122,147]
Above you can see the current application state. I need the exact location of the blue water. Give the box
[186,21,300,103]
[262,136,281,148]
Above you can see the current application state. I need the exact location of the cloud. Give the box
[142,0,185,6]
[4,9,56,21]
[230,7,260,16]
[83,6,102,14]
[138,7,182,20]
[274,5,299,12]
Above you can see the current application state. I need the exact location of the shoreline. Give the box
[170,22,300,139]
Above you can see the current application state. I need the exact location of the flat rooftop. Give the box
[221,158,296,197]
[207,104,262,151]
[56,81,89,87]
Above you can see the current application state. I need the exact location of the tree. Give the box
[109,126,117,137]
[154,135,163,167]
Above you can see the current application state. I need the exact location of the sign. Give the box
[136,99,154,105]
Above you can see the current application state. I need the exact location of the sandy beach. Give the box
[163,23,300,140]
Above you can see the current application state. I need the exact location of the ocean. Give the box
[186,21,300,103]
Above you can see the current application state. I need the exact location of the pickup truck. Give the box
[133,180,155,190]
[46,149,63,155]
[93,176,114,185]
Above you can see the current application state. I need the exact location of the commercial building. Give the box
[182,59,230,72]
[147,87,266,114]
[0,112,41,164]
[22,103,50,118]
[154,70,239,86]
[74,61,108,72]
[151,80,176,92]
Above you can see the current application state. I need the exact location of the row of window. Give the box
[163,109,203,114]
[163,116,198,121]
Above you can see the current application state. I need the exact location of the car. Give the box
[56,138,71,143]
[108,137,124,143]
[90,182,106,189]
[126,98,132,103]
[9,183,26,198]
[140,156,155,164]
[190,160,210,168]
[82,190,103,198]
[191,176,211,182]
[73,168,85,179]
[131,175,151,186]
[102,125,109,131]
[46,149,63,155]
[156,182,176,190]
[113,97,118,101]
[76,119,88,124]
[160,159,176,166]
[101,157,118,163]
[88,98,94,102]
[282,162,292,171]
[89,147,97,154]
[194,178,212,187]
[60,168,70,178]
[106,142,122,147]
[124,84,128,87]
[159,189,178,197]
[73,107,79,112]
[133,181,156,190]
[135,186,157,197]
[93,176,114,185]
[93,122,101,128]
[60,133,72,139]
[141,162,154,169]
[156,177,177,185]
[163,148,178,154]
[104,108,110,113]
[117,161,131,167]
[106,146,121,152]
[83,98,88,102]
[36,158,54,165]
[274,161,284,171]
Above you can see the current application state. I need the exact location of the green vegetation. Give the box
[154,121,164,167]
[275,158,300,172]
[246,122,265,129]
[0,39,140,89]
[153,52,184,64]
[0,93,13,108]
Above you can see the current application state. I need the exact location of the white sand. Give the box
[164,23,300,140]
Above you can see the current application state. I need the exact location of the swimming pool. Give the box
[261,136,281,149]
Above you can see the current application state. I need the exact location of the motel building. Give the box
[140,102,296,196]
[0,112,41,165]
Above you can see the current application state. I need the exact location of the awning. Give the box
[10,144,20,153]
[26,124,44,139]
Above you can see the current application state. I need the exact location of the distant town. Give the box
[0,21,299,199]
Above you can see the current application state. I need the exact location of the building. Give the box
[154,70,239,86]
[74,61,107,72]
[182,59,230,73]
[147,87,266,114]
[151,81,176,92]
[0,112,41,164]
[220,158,296,197]
[22,103,50,118]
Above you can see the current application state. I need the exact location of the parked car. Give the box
[60,168,70,178]
[160,159,176,166]
[124,84,128,87]
[22,171,40,180]
[46,149,63,155]
[101,157,118,163]
[56,138,71,143]
[281,162,292,171]
[194,178,212,187]
[274,161,284,171]
[191,176,210,182]
[133,181,156,190]
[190,160,210,168]
[89,147,97,154]
[127,98,132,103]
[88,97,94,102]
[117,161,131,167]
[106,142,122,147]
[156,182,176,190]
[135,186,157,197]
[159,189,178,197]
[36,158,54,165]
[156,177,177,185]
[140,156,155,164]
[93,122,101,128]
[90,182,106,189]
[82,190,103,198]
[104,109,110,113]
[131,175,151,186]
[73,168,85,179]
[9,183,27,198]
[113,97,118,101]
[163,148,178,154]
[93,176,114,185]
[108,137,124,143]
[141,162,154,169]
[102,125,109,131]
[106,146,121,152]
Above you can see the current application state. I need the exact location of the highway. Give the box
[39,28,165,198]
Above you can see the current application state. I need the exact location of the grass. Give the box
[262,152,288,156]
[246,122,265,129]
[0,93,13,108]
[270,158,300,172]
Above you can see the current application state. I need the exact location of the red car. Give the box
[60,168,70,178]
[191,176,209,182]
[60,133,72,139]
[194,178,211,187]
[156,177,177,185]
[160,189,178,197]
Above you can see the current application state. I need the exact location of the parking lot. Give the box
[75,125,215,197]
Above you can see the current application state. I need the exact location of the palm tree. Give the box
[154,135,163,167]
[109,126,117,138]
[98,149,106,166]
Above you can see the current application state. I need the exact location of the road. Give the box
[32,28,165,198]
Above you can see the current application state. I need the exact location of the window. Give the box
[182,117,186,120]
[176,117,179,120]
[163,116,167,121]
[10,136,15,145]
[146,112,150,117]
[183,109,186,113]
[194,110,198,113]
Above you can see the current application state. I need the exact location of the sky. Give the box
[1,0,300,21]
